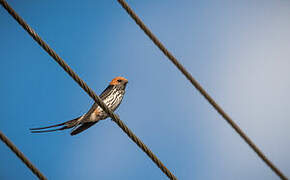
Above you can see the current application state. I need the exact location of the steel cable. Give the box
[0,131,47,180]
[116,0,288,179]
[0,0,177,179]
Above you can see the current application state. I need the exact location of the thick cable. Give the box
[0,0,177,179]
[116,0,288,179]
[0,131,47,180]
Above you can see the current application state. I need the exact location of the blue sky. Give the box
[1,0,290,179]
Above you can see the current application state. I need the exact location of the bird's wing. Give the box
[85,85,114,116]
[70,121,97,136]
[100,85,114,99]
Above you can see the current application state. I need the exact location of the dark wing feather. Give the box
[85,85,114,114]
[70,122,97,136]
[100,85,114,99]
[78,85,115,124]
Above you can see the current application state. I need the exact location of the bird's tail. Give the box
[30,117,81,133]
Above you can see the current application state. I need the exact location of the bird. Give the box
[30,76,128,136]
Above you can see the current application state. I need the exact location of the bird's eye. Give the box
[117,79,122,82]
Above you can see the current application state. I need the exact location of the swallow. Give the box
[30,77,128,135]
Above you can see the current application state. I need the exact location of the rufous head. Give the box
[110,77,128,86]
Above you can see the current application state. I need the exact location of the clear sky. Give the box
[1,0,290,179]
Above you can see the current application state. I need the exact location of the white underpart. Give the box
[91,88,124,121]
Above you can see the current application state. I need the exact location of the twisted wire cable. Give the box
[116,0,288,179]
[0,131,47,180]
[0,0,177,179]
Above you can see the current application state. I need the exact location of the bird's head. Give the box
[110,77,128,90]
